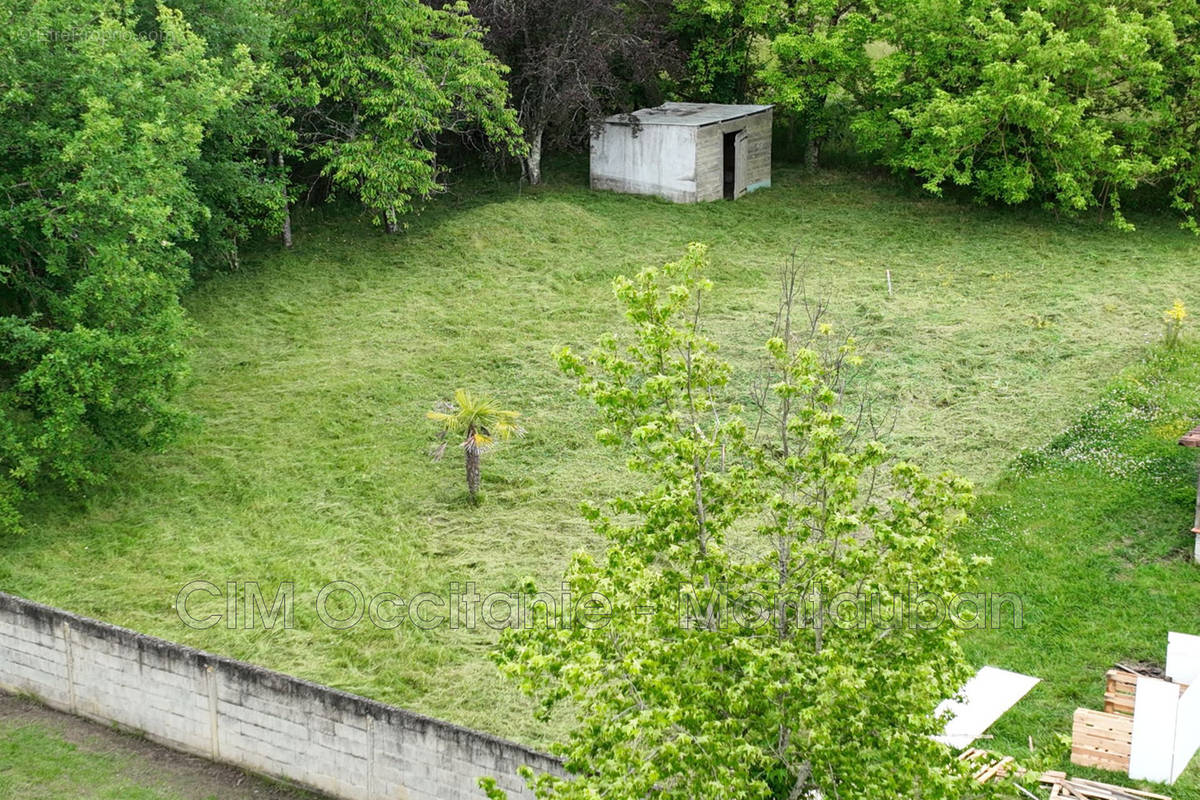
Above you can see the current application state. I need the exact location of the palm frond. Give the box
[492,419,525,440]
[428,389,523,459]
[466,433,493,454]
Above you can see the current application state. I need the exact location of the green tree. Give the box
[681,0,1200,225]
[678,0,883,167]
[282,0,526,231]
[670,0,757,103]
[133,0,300,268]
[491,245,983,799]
[752,0,881,169]
[0,2,249,529]
[1157,0,1200,231]
[427,389,523,503]
[856,0,1194,229]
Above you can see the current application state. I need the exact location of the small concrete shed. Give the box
[590,102,773,203]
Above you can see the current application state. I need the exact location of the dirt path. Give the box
[0,692,327,799]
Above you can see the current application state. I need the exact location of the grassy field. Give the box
[965,344,1200,796]
[1,160,1198,761]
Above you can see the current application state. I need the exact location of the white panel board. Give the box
[932,666,1040,749]
[1167,632,1200,685]
[1172,683,1200,782]
[1130,676,1180,782]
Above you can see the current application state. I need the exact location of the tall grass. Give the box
[1,162,1197,748]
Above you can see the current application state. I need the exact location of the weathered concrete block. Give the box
[0,591,563,800]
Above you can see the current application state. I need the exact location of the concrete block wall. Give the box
[0,592,562,800]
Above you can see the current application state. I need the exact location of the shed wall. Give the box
[590,124,699,203]
[694,109,772,202]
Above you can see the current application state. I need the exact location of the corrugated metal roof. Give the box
[602,102,773,127]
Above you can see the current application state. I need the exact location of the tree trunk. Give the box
[465,425,481,503]
[805,138,821,172]
[524,125,544,186]
[384,206,400,235]
[277,152,293,249]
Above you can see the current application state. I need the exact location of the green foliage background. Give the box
[0,0,522,531]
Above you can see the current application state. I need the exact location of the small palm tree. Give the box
[427,389,524,503]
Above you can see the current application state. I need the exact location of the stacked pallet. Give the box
[1103,668,1187,717]
[1104,670,1139,716]
[1039,771,1170,800]
[1072,667,1191,774]
[1072,708,1134,772]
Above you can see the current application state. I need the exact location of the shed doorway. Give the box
[722,129,748,200]
[722,131,737,199]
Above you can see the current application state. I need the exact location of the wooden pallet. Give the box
[1102,669,1187,716]
[1071,708,1133,772]
[1104,670,1138,716]
[1040,770,1171,800]
[958,747,1021,783]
